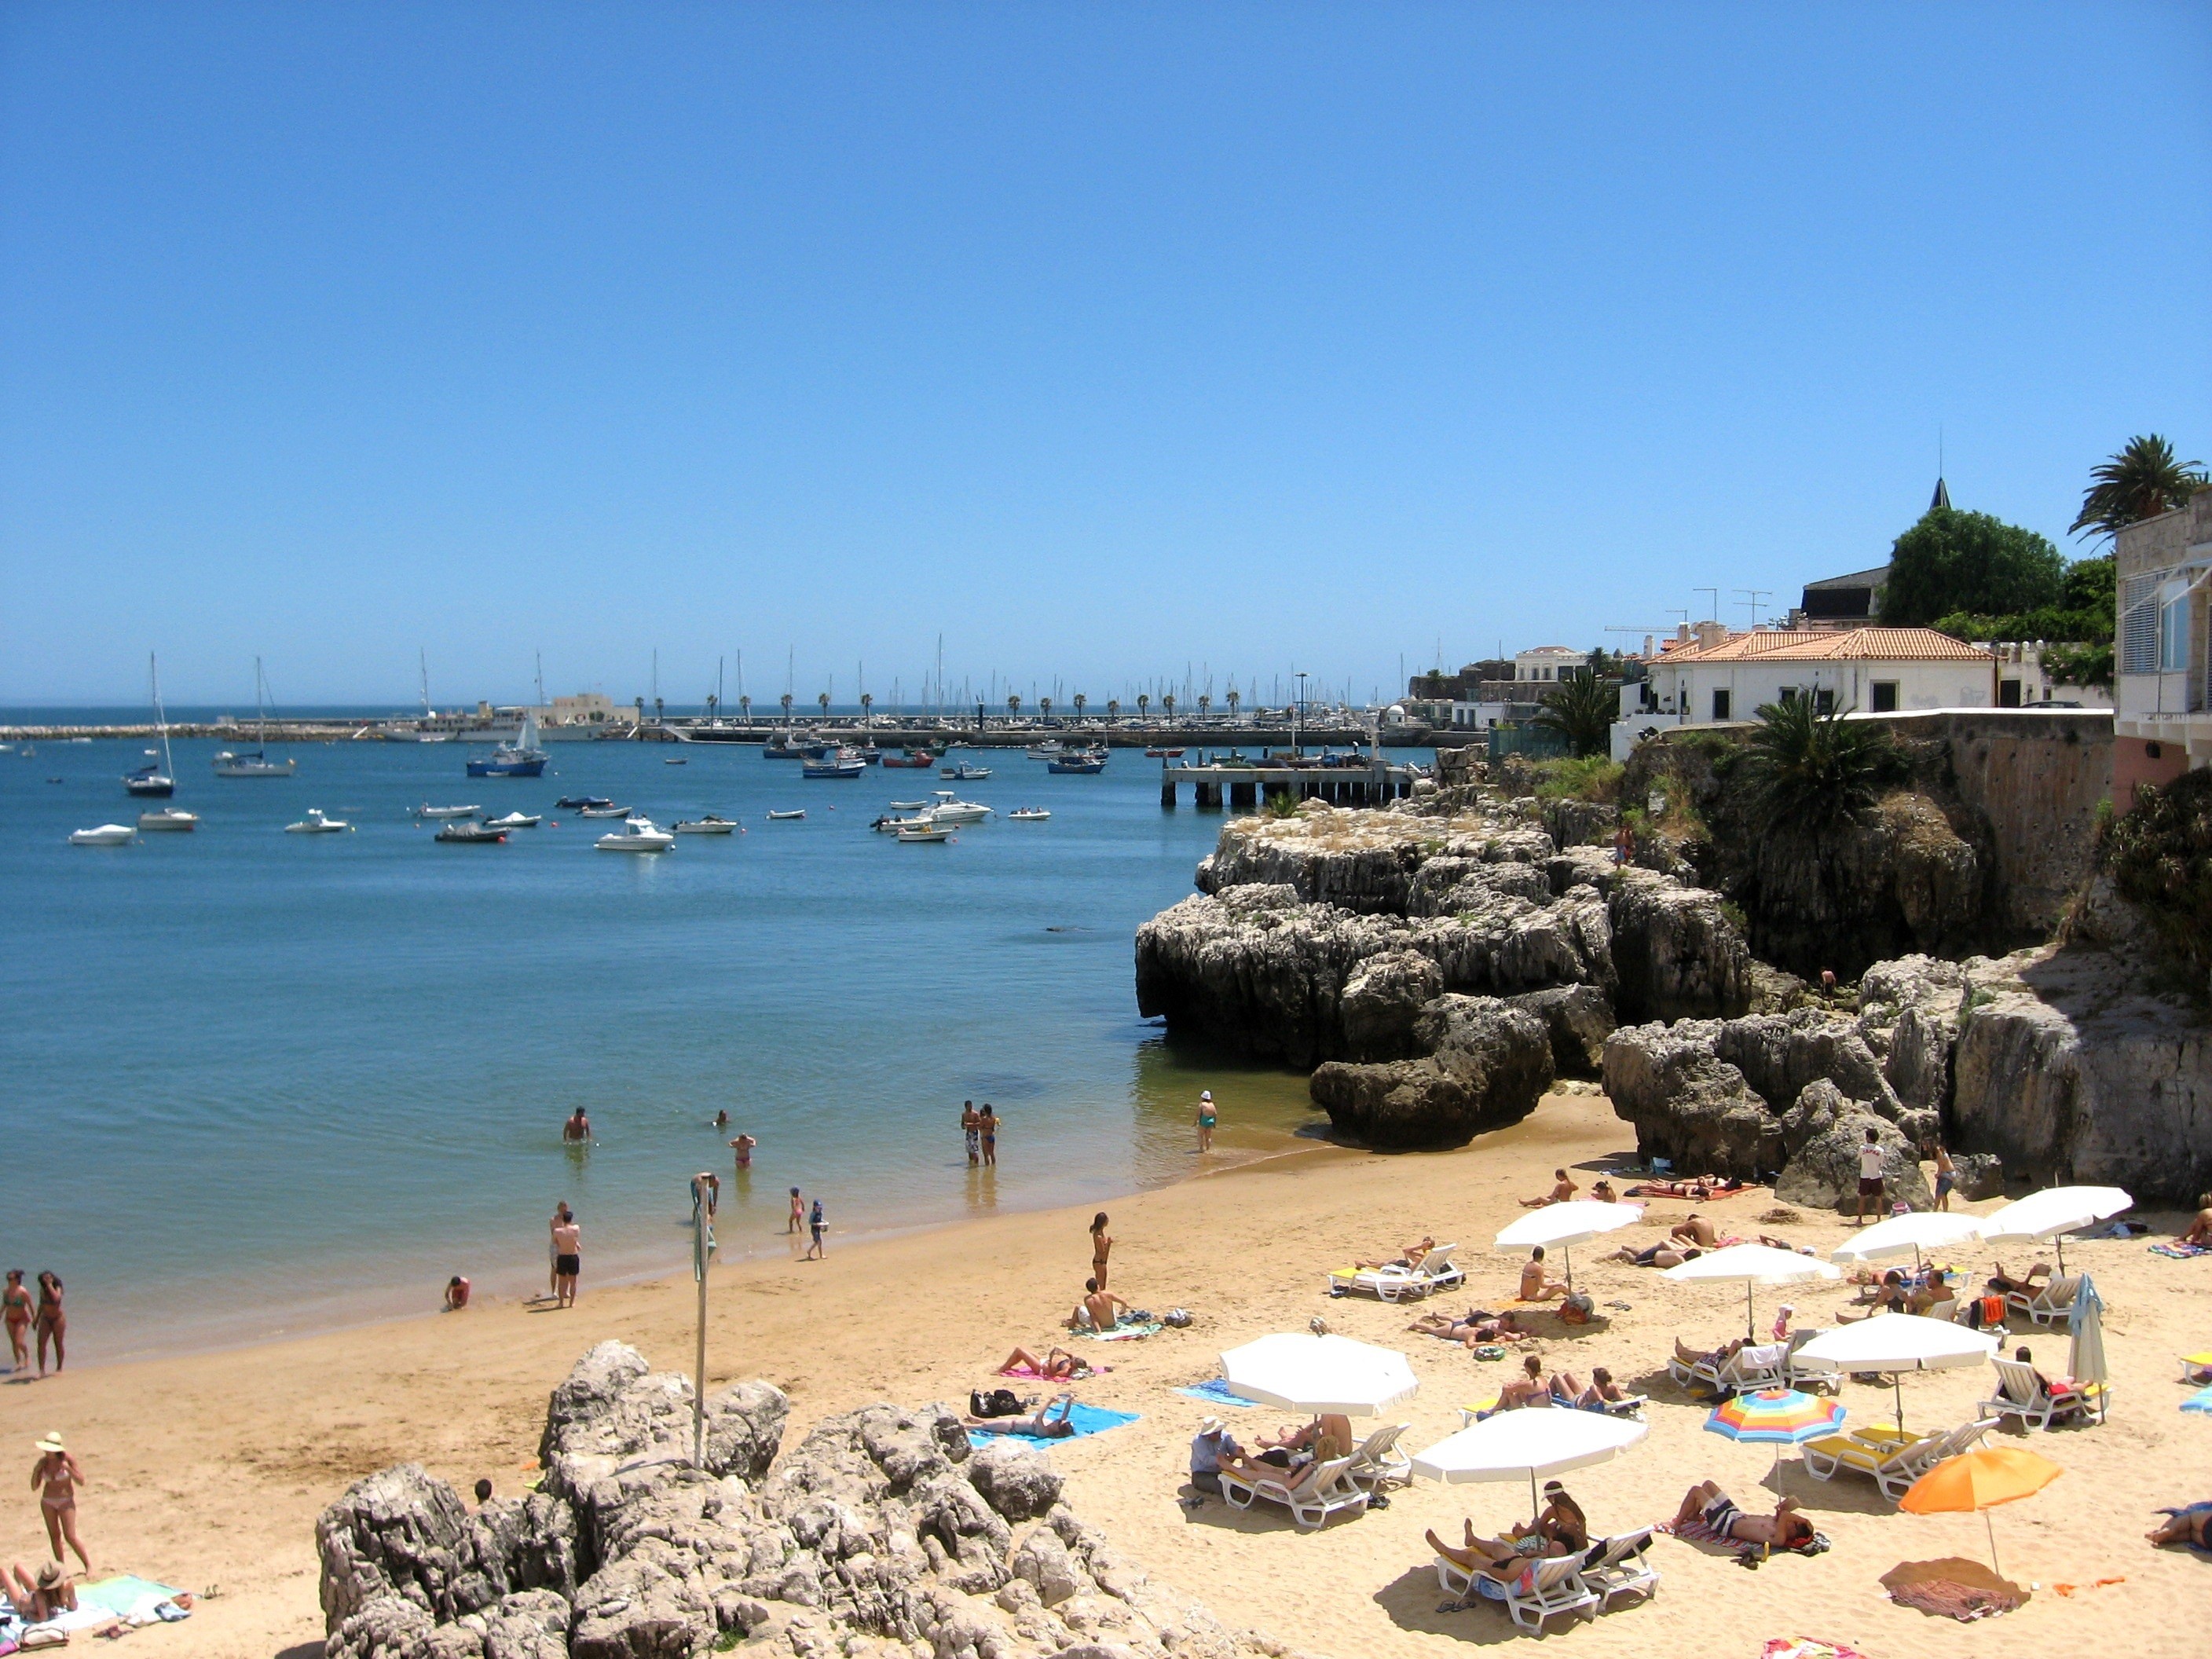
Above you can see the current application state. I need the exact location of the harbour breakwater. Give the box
[0,719,1404,748]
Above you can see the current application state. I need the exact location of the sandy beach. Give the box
[5,1087,2209,1659]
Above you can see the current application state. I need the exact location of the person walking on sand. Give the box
[562,1107,591,1144]
[3,1271,30,1374]
[552,1213,581,1308]
[961,1101,981,1166]
[1089,1214,1114,1289]
[806,1198,826,1260]
[1196,1090,1216,1153]
[787,1187,805,1235]
[33,1273,64,1375]
[1855,1126,1886,1225]
[729,1133,756,1172]
[1927,1141,1956,1211]
[979,1105,998,1167]
[31,1432,89,1572]
[545,1203,572,1300]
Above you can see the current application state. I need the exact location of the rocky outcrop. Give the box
[1774,1080,1936,1213]
[1507,984,1616,1078]
[1310,996,1555,1149]
[321,1347,1303,1659]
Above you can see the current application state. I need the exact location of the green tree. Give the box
[1735,696,1907,839]
[1881,507,2064,628]
[1531,668,1618,759]
[2070,434,2207,544]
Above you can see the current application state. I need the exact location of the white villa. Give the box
[1448,646,1592,731]
[2114,487,2212,808]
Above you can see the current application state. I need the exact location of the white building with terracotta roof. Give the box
[1611,625,1999,760]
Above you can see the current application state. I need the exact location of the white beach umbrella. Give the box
[1492,1202,1643,1289]
[1410,1408,1648,1513]
[1218,1332,1419,1416]
[1976,1186,2132,1273]
[1830,1211,1984,1269]
[1793,1312,1998,1430]
[1661,1243,1841,1339]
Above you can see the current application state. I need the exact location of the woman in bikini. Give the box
[997,1346,1086,1380]
[33,1273,64,1375]
[31,1432,90,1572]
[5,1559,75,1623]
[3,1271,31,1372]
[1089,1214,1113,1290]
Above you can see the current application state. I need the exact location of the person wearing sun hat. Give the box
[4,1556,76,1623]
[1195,1090,1216,1153]
[31,1431,90,1572]
[1188,1415,1240,1497]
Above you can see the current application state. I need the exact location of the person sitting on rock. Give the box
[1519,1170,1577,1207]
[1518,1247,1568,1302]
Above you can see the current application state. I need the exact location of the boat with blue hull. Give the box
[1046,750,1108,775]
[467,712,548,778]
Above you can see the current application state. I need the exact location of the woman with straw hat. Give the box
[4,1558,75,1622]
[31,1431,89,1571]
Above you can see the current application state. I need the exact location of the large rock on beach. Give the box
[1774,1081,1935,1213]
[1311,995,1555,1149]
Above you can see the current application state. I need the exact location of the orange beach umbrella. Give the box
[1899,1446,2062,1577]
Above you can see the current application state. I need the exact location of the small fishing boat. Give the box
[418,803,481,819]
[939,760,992,780]
[1046,751,1107,775]
[765,808,807,821]
[485,811,540,830]
[1143,746,1185,759]
[1008,808,1051,821]
[674,815,738,835]
[888,799,928,810]
[870,812,928,833]
[577,803,633,819]
[665,757,688,765]
[137,808,200,831]
[69,823,136,846]
[596,816,675,851]
[286,808,351,833]
[925,791,991,824]
[556,795,613,810]
[467,712,548,778]
[803,747,867,779]
[881,749,937,768]
[436,821,508,844]
[895,821,953,843]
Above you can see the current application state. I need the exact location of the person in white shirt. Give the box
[1855,1127,1887,1226]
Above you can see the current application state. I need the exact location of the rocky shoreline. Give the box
[1133,783,2210,1201]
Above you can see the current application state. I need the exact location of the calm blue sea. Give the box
[0,720,1349,1362]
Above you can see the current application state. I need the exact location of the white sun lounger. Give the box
[1979,1356,2109,1430]
[2005,1273,2081,1328]
[1580,1529,1659,1609]
[1342,1422,1413,1490]
[1801,1417,1994,1503]
[1218,1455,1369,1530]
[1332,1244,1464,1302]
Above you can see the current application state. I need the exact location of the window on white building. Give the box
[1813,688,1836,716]
[2160,580,2193,672]
[2121,575,2160,674]
[1711,687,1731,720]
[1870,681,1899,712]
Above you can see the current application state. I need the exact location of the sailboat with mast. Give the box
[212,657,297,777]
[124,653,176,797]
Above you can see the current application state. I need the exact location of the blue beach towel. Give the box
[76,1577,185,1619]
[1174,1379,1257,1408]
[967,1404,1138,1448]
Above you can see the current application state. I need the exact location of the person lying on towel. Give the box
[1673,1481,1815,1549]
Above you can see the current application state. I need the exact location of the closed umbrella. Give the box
[1793,1313,1998,1432]
[1218,1332,1419,1415]
[1493,1201,1643,1291]
[2065,1274,2108,1424]
[1976,1186,2132,1273]
[1705,1387,1846,1479]
[1899,1445,2062,1577]
[1661,1243,1841,1339]
[1410,1406,1647,1513]
[1830,1211,1983,1271]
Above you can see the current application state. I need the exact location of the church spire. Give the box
[1930,476,1951,511]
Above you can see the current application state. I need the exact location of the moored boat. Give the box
[556,795,613,810]
[674,815,738,835]
[214,657,298,776]
[1008,808,1051,821]
[1046,751,1107,775]
[466,712,548,778]
[418,803,481,819]
[137,808,199,831]
[596,815,675,851]
[435,821,508,844]
[895,821,953,842]
[939,760,992,780]
[577,803,632,818]
[881,748,938,768]
[286,808,351,833]
[925,790,991,824]
[69,823,136,846]
[485,811,540,829]
[765,808,806,821]
[803,747,867,778]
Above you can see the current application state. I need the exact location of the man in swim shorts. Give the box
[553,1213,581,1307]
[961,1101,981,1166]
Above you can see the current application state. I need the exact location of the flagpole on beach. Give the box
[690,1172,720,1468]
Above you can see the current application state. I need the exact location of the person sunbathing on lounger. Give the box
[1428,1518,1563,1571]
[1519,1169,1578,1207]
[2148,1506,2210,1548]
[1558,1366,1629,1410]
[999,1346,1085,1380]
[1518,1247,1568,1301]
[964,1392,1079,1437]
[1252,1412,1353,1467]
[1673,1481,1815,1548]
[1675,1335,1750,1373]
[1671,1214,1719,1248]
[1985,1260,2052,1295]
[1354,1236,1435,1271]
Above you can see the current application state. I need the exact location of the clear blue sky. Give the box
[4,3,2207,709]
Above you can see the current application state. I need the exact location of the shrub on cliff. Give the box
[1533,668,1620,759]
[2100,767,2212,991]
[1736,697,1909,840]
[1532,755,1623,804]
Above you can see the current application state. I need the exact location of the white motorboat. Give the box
[674,815,737,834]
[1008,808,1051,821]
[418,803,482,819]
[872,812,929,833]
[69,823,136,846]
[286,808,351,833]
[137,808,200,831]
[895,821,953,843]
[766,808,806,821]
[485,811,541,829]
[926,790,991,824]
[888,799,928,811]
[213,657,298,776]
[577,803,632,819]
[597,816,675,851]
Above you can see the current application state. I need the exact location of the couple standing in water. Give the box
[961,1102,1000,1167]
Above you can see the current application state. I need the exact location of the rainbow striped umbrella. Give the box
[1705,1388,1845,1475]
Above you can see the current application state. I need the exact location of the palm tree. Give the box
[1137,694,1149,720]
[2071,434,2207,543]
[1199,694,1211,720]
[739,694,751,723]
[817,691,830,725]
[859,691,873,729]
[1073,693,1087,721]
[1162,693,1176,722]
[1038,696,1051,723]
[1007,694,1020,721]
[780,692,793,723]
[1106,698,1120,720]
[1737,695,1906,839]
[1530,668,1618,759]
[1226,688,1241,720]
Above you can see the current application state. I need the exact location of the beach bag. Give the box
[1965,1294,2005,1330]
[1559,1291,1595,1325]
[969,1388,1024,1419]
[1163,1309,1192,1328]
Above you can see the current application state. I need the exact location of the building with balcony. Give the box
[2113,488,2212,808]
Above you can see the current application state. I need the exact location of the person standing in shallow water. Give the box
[961,1101,981,1166]
[787,1188,805,1235]
[1196,1090,1216,1153]
[2,1272,30,1373]
[562,1107,591,1144]
[33,1273,64,1375]
[979,1106,998,1167]
[806,1198,826,1260]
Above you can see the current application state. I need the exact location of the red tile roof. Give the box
[1657,627,1987,665]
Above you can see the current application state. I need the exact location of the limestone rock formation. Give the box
[1310,995,1555,1149]
[1774,1081,1936,1213]
[321,1346,1304,1659]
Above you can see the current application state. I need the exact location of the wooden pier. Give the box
[1158,758,1416,810]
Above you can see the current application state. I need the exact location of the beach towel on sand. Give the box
[76,1577,185,1621]
[1079,1320,1162,1341]
[1760,1643,1868,1659]
[1174,1379,1256,1408]
[967,1404,1138,1448]
[2152,1242,2211,1259]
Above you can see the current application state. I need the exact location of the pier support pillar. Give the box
[1195,782,1222,809]
[1230,780,1257,809]
[1160,778,1177,808]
